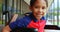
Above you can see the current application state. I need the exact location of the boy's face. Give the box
[30,0,47,18]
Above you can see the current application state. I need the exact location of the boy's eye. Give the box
[42,7,46,9]
[35,6,39,8]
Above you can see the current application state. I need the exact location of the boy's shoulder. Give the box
[16,15,31,22]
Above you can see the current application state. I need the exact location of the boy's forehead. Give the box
[33,0,46,6]
[35,0,46,4]
[34,0,46,6]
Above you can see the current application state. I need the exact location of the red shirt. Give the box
[27,20,46,32]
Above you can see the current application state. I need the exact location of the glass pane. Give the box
[2,0,21,26]
[47,0,60,27]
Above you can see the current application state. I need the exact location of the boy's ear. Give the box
[44,8,48,16]
[46,8,48,13]
[29,6,32,11]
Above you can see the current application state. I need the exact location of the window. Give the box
[46,0,60,27]
[2,0,21,25]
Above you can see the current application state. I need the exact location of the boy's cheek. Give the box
[43,9,47,16]
[43,13,46,16]
[43,11,47,16]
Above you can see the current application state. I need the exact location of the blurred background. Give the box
[0,0,60,32]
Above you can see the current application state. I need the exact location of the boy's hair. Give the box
[30,0,48,7]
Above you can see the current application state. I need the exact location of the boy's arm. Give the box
[2,14,18,32]
[2,25,11,32]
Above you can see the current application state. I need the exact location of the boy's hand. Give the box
[2,25,11,32]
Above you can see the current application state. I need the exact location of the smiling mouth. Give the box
[37,13,44,15]
[37,12,44,15]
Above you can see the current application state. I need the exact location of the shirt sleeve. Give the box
[9,18,24,30]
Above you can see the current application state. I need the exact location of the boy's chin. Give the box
[37,15,43,18]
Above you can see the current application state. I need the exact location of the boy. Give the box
[2,0,48,32]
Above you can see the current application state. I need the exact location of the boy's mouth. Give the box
[37,13,44,15]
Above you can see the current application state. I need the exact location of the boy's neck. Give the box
[35,16,42,20]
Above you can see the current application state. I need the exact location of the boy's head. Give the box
[30,0,48,7]
[29,0,48,19]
